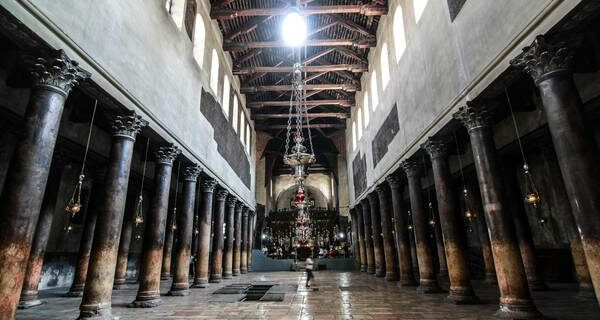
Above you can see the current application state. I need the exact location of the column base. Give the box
[385,272,399,281]
[398,277,417,287]
[367,266,375,274]
[576,289,597,300]
[484,273,498,285]
[18,298,43,309]
[360,264,367,272]
[240,268,248,274]
[129,298,162,308]
[417,279,442,294]
[160,273,171,280]
[223,272,233,279]
[209,276,222,283]
[233,269,240,276]
[167,289,190,296]
[78,305,113,320]
[494,303,543,319]
[247,267,252,272]
[375,269,386,278]
[447,290,479,305]
[192,278,209,288]
[113,284,128,290]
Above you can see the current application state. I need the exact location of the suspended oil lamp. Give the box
[134,138,150,227]
[523,164,541,208]
[66,174,84,217]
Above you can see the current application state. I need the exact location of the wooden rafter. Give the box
[255,123,346,130]
[241,83,359,93]
[224,38,376,51]
[253,112,349,120]
[211,4,388,20]
[248,99,354,108]
[234,64,368,75]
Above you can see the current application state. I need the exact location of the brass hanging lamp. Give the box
[65,100,97,232]
[453,132,476,233]
[171,161,181,231]
[134,137,150,227]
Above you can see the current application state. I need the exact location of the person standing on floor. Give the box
[305,254,315,288]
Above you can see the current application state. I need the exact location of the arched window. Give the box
[352,121,357,151]
[222,76,230,117]
[371,71,379,111]
[245,124,251,153]
[414,0,429,23]
[166,0,186,29]
[363,92,370,125]
[192,13,206,67]
[393,6,407,62]
[357,107,363,140]
[210,49,219,95]
[232,95,239,133]
[381,43,390,89]
[240,114,246,143]
[184,0,197,40]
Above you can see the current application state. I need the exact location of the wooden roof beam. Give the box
[211,4,388,20]
[253,112,350,120]
[224,38,376,51]
[248,99,354,108]
[234,64,368,75]
[326,14,373,37]
[256,123,346,130]
[241,83,359,94]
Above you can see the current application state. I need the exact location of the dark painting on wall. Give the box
[352,152,367,198]
[372,104,399,167]
[200,88,251,188]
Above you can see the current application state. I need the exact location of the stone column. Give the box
[571,236,595,298]
[512,35,600,303]
[233,202,243,276]
[78,113,146,319]
[502,162,548,291]
[168,164,201,296]
[247,211,255,272]
[161,207,176,280]
[423,138,478,304]
[19,154,66,308]
[350,209,361,267]
[465,183,497,283]
[192,177,217,287]
[454,104,540,318]
[355,204,367,272]
[210,187,228,282]
[240,206,249,274]
[360,199,376,274]
[386,174,416,286]
[130,145,179,307]
[0,50,89,318]
[368,193,386,277]
[66,169,105,297]
[432,209,449,280]
[113,198,136,290]
[376,186,399,281]
[223,195,237,279]
[401,159,441,293]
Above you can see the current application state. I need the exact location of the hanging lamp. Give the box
[134,137,150,227]
[171,161,181,230]
[505,89,545,224]
[65,100,97,232]
[453,132,476,233]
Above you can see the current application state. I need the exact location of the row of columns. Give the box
[349,35,600,318]
[0,49,257,319]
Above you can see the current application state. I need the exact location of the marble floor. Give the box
[16,271,600,320]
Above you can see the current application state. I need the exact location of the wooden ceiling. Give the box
[210,0,387,170]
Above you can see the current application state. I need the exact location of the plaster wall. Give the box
[345,0,581,204]
[2,0,256,207]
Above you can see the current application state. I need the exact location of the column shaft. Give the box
[350,209,361,267]
[233,203,243,276]
[168,165,200,296]
[192,178,217,287]
[223,196,237,279]
[240,208,249,274]
[131,145,179,307]
[247,212,255,271]
[454,104,540,318]
[161,209,176,280]
[466,183,497,283]
[113,201,135,290]
[19,161,65,308]
[376,187,399,281]
[210,188,228,282]
[0,50,89,318]
[355,205,367,272]
[387,176,416,286]
[423,139,477,303]
[78,114,145,319]
[361,199,375,274]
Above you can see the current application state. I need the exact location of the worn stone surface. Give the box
[16,271,600,320]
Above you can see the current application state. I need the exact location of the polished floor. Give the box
[17,271,600,319]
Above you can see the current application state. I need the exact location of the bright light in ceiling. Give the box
[282,10,306,47]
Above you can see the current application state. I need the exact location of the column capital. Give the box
[400,159,422,178]
[226,195,238,207]
[510,35,573,84]
[360,198,370,208]
[155,144,180,165]
[453,103,492,132]
[112,113,147,140]
[385,173,403,189]
[242,206,249,217]
[234,201,243,211]
[422,138,448,160]
[27,49,91,97]
[375,184,388,197]
[200,177,217,192]
[183,164,201,181]
[215,187,229,201]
